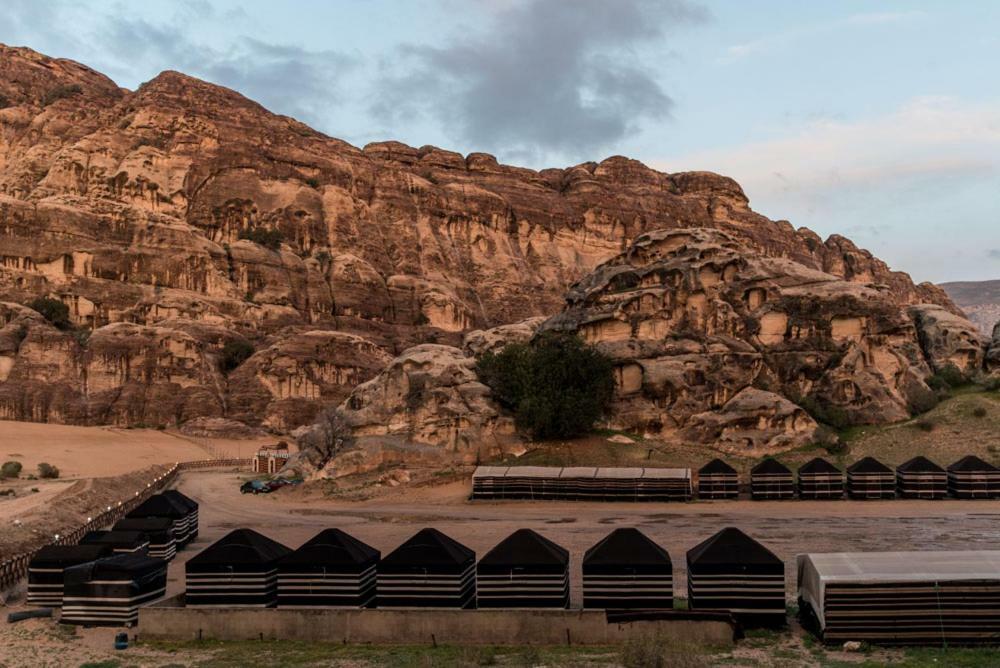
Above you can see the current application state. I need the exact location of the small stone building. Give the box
[254,442,291,474]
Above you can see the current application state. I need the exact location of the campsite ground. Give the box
[3,390,1000,666]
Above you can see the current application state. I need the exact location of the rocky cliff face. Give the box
[0,45,970,433]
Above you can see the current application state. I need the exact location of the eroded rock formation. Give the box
[0,45,981,436]
[539,228,981,452]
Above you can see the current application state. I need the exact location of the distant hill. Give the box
[941,280,1000,334]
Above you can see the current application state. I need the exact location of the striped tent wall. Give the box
[61,554,167,627]
[378,529,476,608]
[26,545,112,607]
[476,529,569,609]
[583,528,673,610]
[185,529,291,608]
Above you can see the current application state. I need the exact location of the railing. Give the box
[0,458,250,596]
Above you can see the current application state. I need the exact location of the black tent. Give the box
[378,528,476,608]
[847,457,895,499]
[582,528,673,609]
[81,530,150,555]
[162,489,199,542]
[27,544,112,607]
[797,458,844,500]
[185,529,291,608]
[697,459,739,500]
[113,517,177,560]
[896,456,947,499]
[61,554,167,627]
[687,527,786,625]
[750,459,795,500]
[948,455,1000,499]
[126,493,191,546]
[277,529,380,608]
[476,529,569,609]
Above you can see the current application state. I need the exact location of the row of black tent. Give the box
[25,489,199,626]
[183,526,786,625]
[699,455,1000,500]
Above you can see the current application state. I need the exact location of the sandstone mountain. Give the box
[0,45,981,451]
[941,280,1000,335]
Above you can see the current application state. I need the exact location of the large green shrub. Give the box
[475,332,615,440]
[27,297,71,329]
[42,83,82,106]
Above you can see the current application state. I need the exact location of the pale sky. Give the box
[2,0,997,283]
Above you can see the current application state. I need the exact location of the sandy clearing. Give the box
[160,469,1000,608]
[0,420,273,479]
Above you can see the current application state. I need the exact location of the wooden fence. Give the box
[0,458,250,595]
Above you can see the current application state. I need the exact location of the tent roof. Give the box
[751,458,791,475]
[478,529,568,568]
[896,456,945,473]
[380,528,474,568]
[583,528,672,568]
[81,530,149,547]
[65,553,166,583]
[161,489,199,511]
[127,493,189,519]
[114,517,174,533]
[187,529,291,567]
[847,456,892,474]
[687,527,782,566]
[947,455,999,473]
[280,529,379,567]
[30,544,112,568]
[798,457,841,474]
[699,458,737,475]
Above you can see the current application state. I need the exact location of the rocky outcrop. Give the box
[987,323,1000,375]
[908,304,987,375]
[340,344,511,456]
[0,45,974,431]
[539,228,980,450]
[463,317,546,357]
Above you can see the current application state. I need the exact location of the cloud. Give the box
[655,96,1000,206]
[369,0,707,163]
[988,249,1000,261]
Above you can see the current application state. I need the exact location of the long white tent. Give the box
[798,551,1000,645]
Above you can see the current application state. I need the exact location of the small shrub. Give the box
[0,93,10,109]
[220,339,255,373]
[37,462,60,479]
[304,177,321,189]
[983,376,1000,392]
[797,396,852,431]
[926,364,967,391]
[973,406,988,418]
[27,296,71,329]
[238,227,284,251]
[915,418,936,432]
[1,461,23,479]
[475,332,616,440]
[42,83,83,106]
[0,488,13,497]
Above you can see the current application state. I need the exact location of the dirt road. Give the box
[168,469,1000,605]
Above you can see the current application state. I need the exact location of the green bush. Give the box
[796,396,852,431]
[42,83,83,106]
[0,93,10,109]
[238,227,284,251]
[1,461,23,479]
[27,296,71,329]
[475,332,615,440]
[915,418,937,432]
[220,339,255,373]
[37,462,60,479]
[926,364,967,391]
[973,406,988,418]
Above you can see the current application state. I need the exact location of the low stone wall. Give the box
[139,598,736,647]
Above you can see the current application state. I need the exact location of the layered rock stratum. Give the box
[0,46,988,465]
